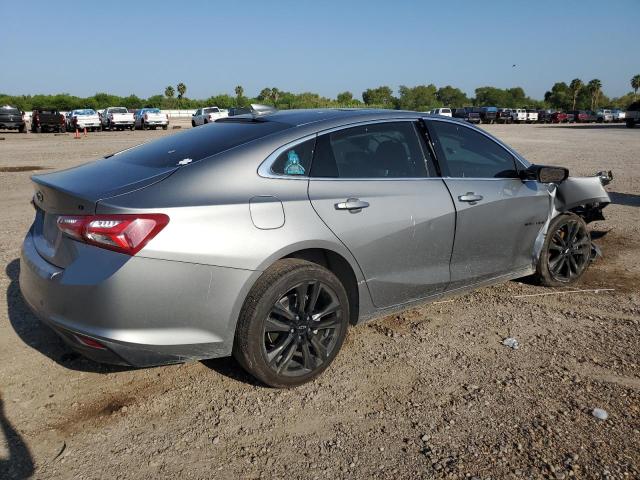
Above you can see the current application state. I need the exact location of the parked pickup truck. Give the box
[67,109,102,131]
[551,111,569,123]
[429,107,452,117]
[525,109,539,123]
[135,108,169,130]
[191,106,228,127]
[612,109,625,122]
[568,110,596,123]
[509,108,527,123]
[595,109,613,123]
[452,107,481,124]
[101,107,135,131]
[31,108,66,133]
[496,109,512,123]
[478,106,497,124]
[0,105,26,132]
[625,101,640,128]
[536,110,553,123]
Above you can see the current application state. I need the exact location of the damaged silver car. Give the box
[20,108,611,387]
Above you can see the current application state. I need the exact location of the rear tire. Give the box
[162,125,168,130]
[191,120,196,127]
[233,259,349,388]
[535,213,590,287]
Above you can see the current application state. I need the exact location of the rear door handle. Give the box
[458,192,483,204]
[335,198,370,211]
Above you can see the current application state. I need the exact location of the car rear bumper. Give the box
[19,229,259,367]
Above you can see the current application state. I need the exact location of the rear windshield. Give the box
[144,108,161,114]
[203,108,219,114]
[76,109,96,115]
[110,119,290,168]
[1,107,20,115]
[110,107,128,114]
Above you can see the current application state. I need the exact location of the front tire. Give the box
[233,259,349,388]
[535,213,591,287]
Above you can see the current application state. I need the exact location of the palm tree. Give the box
[270,87,280,103]
[234,85,244,98]
[587,79,602,110]
[569,78,583,110]
[176,83,187,100]
[632,74,640,99]
[164,86,175,98]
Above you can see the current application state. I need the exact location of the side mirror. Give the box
[520,165,569,184]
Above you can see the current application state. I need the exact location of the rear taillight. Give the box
[57,214,169,255]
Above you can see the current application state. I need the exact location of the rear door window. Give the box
[311,122,428,178]
[427,120,518,179]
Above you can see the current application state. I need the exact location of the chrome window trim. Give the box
[257,133,317,180]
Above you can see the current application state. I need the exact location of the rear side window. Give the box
[428,121,518,179]
[111,120,290,168]
[270,138,315,176]
[311,122,427,178]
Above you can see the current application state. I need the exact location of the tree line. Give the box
[2,75,638,113]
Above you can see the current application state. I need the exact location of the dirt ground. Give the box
[0,121,638,480]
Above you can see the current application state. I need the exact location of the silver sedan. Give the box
[20,108,611,387]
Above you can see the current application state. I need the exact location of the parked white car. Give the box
[510,108,527,123]
[191,106,228,127]
[430,107,452,117]
[67,109,102,131]
[101,107,135,131]
[135,108,169,130]
[525,109,539,123]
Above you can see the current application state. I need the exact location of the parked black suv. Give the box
[452,107,481,124]
[31,108,66,133]
[0,105,26,132]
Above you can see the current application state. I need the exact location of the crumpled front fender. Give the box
[555,171,611,212]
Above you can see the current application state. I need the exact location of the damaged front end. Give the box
[533,170,612,265]
[555,170,613,223]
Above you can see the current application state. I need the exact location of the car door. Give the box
[425,119,550,289]
[308,120,456,308]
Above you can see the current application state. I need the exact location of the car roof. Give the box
[243,108,418,128]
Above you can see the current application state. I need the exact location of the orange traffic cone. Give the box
[74,129,80,139]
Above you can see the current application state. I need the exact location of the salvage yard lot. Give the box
[1,122,639,479]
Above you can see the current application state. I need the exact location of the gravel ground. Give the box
[0,121,638,479]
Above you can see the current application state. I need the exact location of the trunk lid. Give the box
[30,157,177,267]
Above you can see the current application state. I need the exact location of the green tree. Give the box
[362,86,394,107]
[234,85,244,98]
[176,82,187,99]
[165,86,175,98]
[397,84,438,111]
[569,78,583,110]
[632,74,640,99]
[544,82,572,110]
[587,79,602,110]
[258,88,272,102]
[336,91,354,104]
[435,85,469,107]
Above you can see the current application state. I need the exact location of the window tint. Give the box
[111,120,290,168]
[311,122,427,178]
[428,121,518,178]
[270,138,315,176]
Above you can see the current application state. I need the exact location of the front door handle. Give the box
[458,192,484,205]
[335,198,370,211]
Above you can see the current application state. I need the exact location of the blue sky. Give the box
[1,0,637,100]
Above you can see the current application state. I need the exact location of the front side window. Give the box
[311,122,428,178]
[428,121,518,179]
[270,138,315,176]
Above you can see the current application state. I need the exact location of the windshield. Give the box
[1,107,20,115]
[110,119,291,168]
